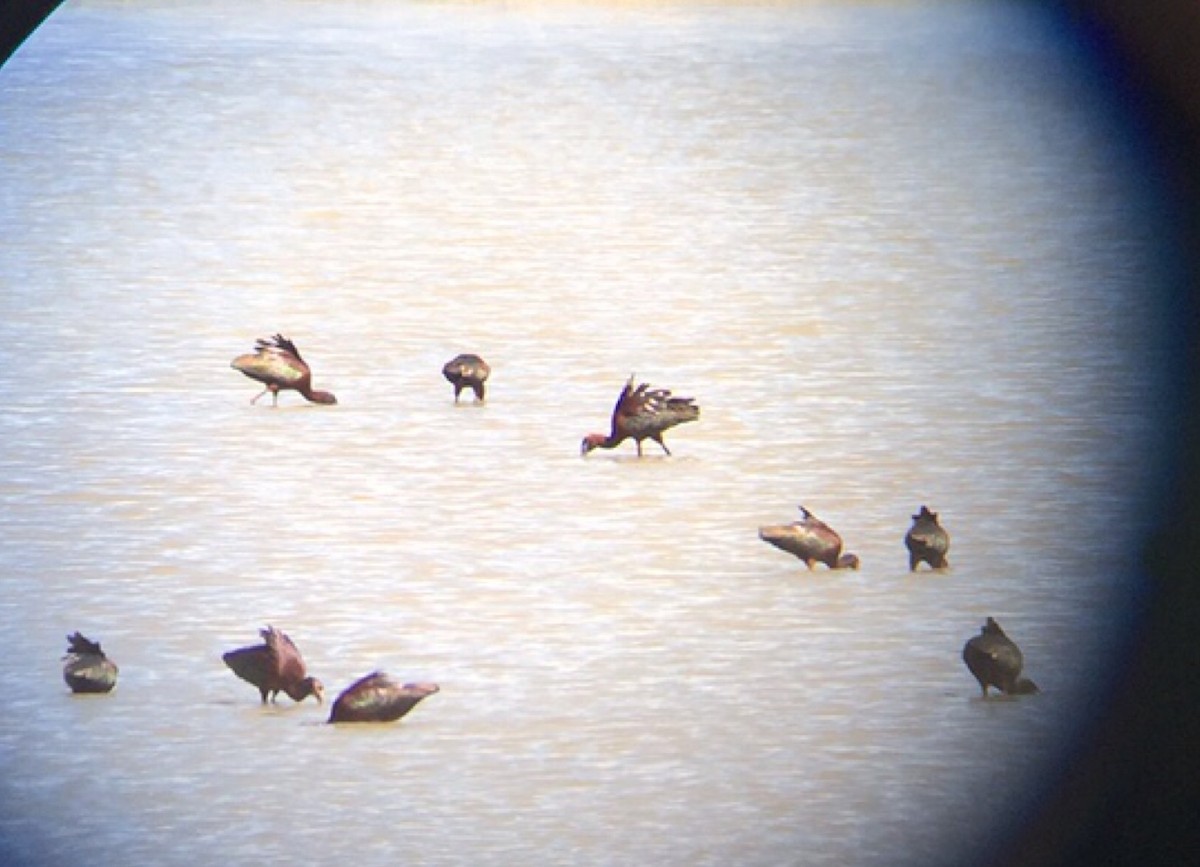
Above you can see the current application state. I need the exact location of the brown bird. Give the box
[231,334,337,406]
[442,353,491,403]
[905,505,950,570]
[581,375,699,457]
[759,506,860,570]
[62,632,119,694]
[328,672,440,724]
[962,617,1039,697]
[222,626,325,705]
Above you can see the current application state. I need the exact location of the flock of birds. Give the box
[60,334,1040,715]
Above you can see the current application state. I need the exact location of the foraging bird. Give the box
[905,505,950,570]
[962,617,1039,697]
[759,506,860,570]
[222,626,325,705]
[328,672,439,724]
[442,353,491,403]
[581,375,699,457]
[62,632,118,694]
[231,334,337,406]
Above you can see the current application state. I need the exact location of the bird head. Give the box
[581,434,605,455]
[306,677,326,705]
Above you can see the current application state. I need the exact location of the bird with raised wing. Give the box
[581,375,699,457]
[231,334,337,406]
[223,626,324,705]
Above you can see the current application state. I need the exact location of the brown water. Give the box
[0,2,1175,865]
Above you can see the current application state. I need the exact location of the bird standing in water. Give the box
[904,505,950,570]
[62,632,119,694]
[328,672,440,724]
[962,617,1039,697]
[759,506,860,570]
[581,375,699,457]
[442,353,491,403]
[231,334,337,406]
[222,626,325,705]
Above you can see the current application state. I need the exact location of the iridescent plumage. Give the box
[328,672,439,724]
[759,506,860,570]
[581,375,699,457]
[231,334,337,406]
[63,632,119,694]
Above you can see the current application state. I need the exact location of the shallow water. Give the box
[0,2,1176,865]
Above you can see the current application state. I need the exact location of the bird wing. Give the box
[66,632,105,657]
[231,349,308,386]
[259,334,305,363]
[265,627,308,683]
[223,644,271,689]
[615,379,698,438]
[330,671,391,721]
[331,672,438,722]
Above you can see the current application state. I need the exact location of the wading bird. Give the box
[328,672,440,724]
[759,506,860,570]
[905,505,950,570]
[581,375,699,457]
[442,353,491,403]
[222,626,324,705]
[962,617,1039,697]
[231,334,337,406]
[63,632,119,694]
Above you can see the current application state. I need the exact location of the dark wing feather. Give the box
[608,376,640,437]
[263,626,308,684]
[223,644,271,690]
[66,632,105,657]
[617,380,698,439]
[263,334,304,362]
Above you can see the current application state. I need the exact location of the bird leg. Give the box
[250,388,269,405]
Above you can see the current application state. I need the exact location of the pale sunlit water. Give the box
[0,2,1177,865]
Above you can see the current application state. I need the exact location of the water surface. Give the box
[0,2,1174,865]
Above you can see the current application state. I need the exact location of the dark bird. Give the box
[581,375,699,457]
[328,672,440,724]
[905,505,950,570]
[222,626,325,705]
[62,632,118,694]
[231,334,337,406]
[962,617,1039,697]
[442,353,491,403]
[759,506,860,570]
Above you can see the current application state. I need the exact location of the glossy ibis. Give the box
[442,353,491,403]
[581,375,699,457]
[63,632,118,694]
[962,617,1039,697]
[231,334,337,406]
[328,672,439,724]
[759,506,860,570]
[905,505,950,570]
[222,626,325,705]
